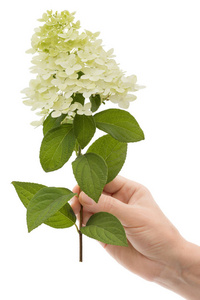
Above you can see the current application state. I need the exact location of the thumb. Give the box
[79,191,131,226]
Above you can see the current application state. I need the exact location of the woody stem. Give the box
[77,145,83,262]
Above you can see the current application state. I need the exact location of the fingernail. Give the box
[69,197,75,205]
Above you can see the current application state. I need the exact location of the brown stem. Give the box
[79,204,83,262]
[77,144,83,262]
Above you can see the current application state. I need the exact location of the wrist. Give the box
[154,238,200,299]
[179,240,200,299]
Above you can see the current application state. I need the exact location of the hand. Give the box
[71,175,182,280]
[71,175,200,300]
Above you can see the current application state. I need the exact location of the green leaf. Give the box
[42,203,76,229]
[94,108,144,142]
[81,212,128,246]
[27,187,76,232]
[11,181,45,208]
[87,135,127,183]
[12,181,77,229]
[43,112,67,136]
[72,153,108,203]
[40,124,76,172]
[71,93,85,106]
[73,114,96,149]
[89,94,101,112]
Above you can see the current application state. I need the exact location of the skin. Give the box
[70,175,200,300]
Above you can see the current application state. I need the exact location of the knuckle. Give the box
[137,184,151,197]
[100,194,115,213]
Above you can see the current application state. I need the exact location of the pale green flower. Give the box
[76,102,92,116]
[22,10,142,124]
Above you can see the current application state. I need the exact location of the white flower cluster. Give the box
[22,10,141,126]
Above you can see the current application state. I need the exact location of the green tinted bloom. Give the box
[22,10,142,125]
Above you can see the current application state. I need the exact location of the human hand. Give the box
[71,175,200,299]
[71,175,182,280]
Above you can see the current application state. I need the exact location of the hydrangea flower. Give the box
[22,10,142,126]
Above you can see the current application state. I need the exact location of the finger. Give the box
[76,209,93,226]
[79,191,132,226]
[104,176,141,204]
[71,187,109,215]
[103,175,127,194]
[70,195,81,215]
[72,185,80,194]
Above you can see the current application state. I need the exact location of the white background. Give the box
[1,0,200,299]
